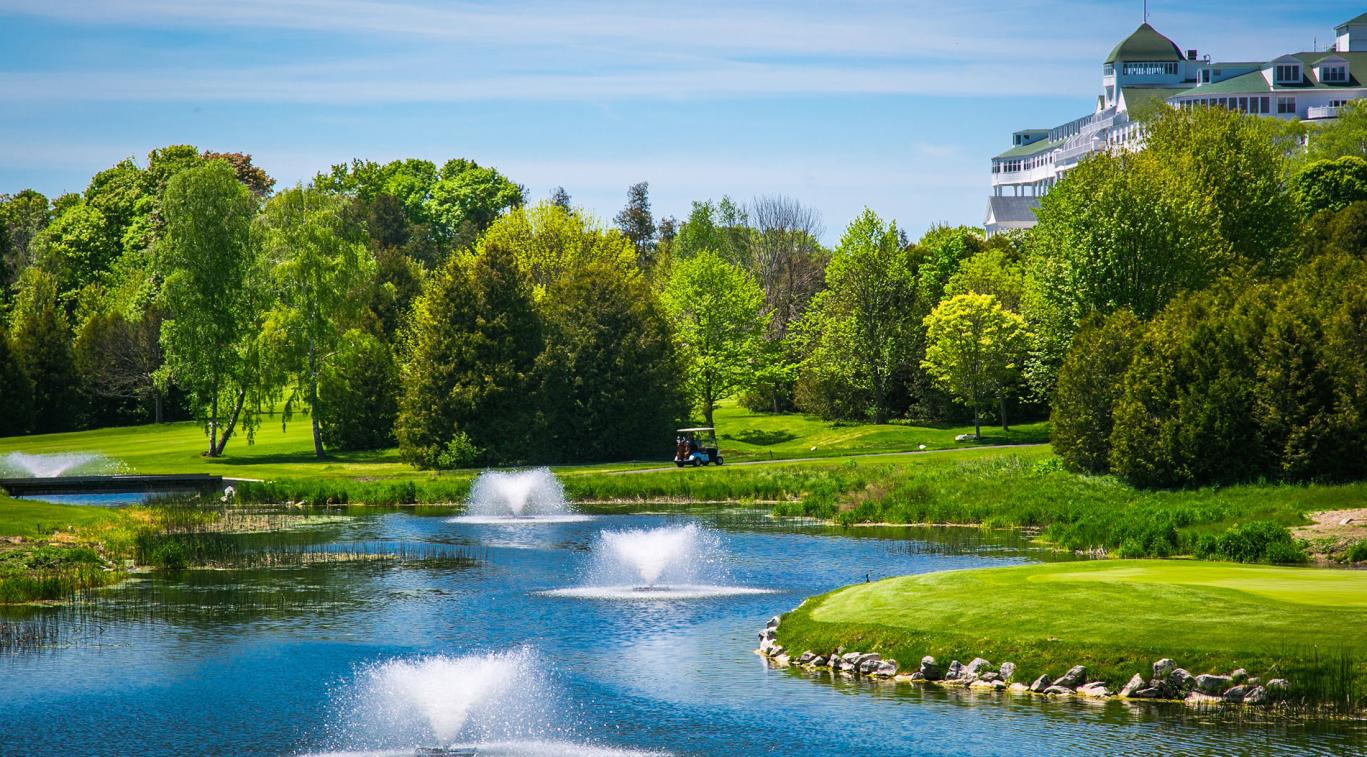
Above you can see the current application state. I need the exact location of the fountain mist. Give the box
[0,452,121,478]
[452,468,589,523]
[544,523,772,600]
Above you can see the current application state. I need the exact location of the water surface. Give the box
[1,511,1361,756]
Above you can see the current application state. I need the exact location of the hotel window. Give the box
[1321,66,1348,83]
[1277,96,1296,114]
[1122,61,1177,76]
[1274,64,1301,84]
[1200,69,1211,83]
[1104,63,1114,76]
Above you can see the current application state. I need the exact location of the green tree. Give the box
[1025,149,1232,394]
[614,181,656,267]
[799,209,914,423]
[397,243,542,467]
[1254,252,1367,481]
[922,293,1028,439]
[476,202,637,297]
[30,201,118,306]
[0,332,35,436]
[155,161,259,457]
[535,262,686,462]
[427,159,524,247]
[661,249,767,428]
[73,308,164,424]
[0,190,51,293]
[1304,99,1367,162]
[8,268,80,433]
[317,329,398,451]
[256,186,374,457]
[1109,285,1271,488]
[944,245,1025,312]
[1050,309,1143,474]
[1290,156,1367,216]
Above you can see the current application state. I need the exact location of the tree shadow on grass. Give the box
[724,429,799,446]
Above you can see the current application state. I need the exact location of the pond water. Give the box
[1,510,1362,756]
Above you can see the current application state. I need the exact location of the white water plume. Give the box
[543,523,773,601]
[0,452,122,478]
[452,468,590,523]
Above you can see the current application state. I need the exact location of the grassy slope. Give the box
[0,401,1044,479]
[777,561,1367,699]
[0,495,140,603]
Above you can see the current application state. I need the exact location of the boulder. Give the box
[964,658,993,679]
[765,616,781,630]
[969,679,1006,691]
[773,653,790,666]
[944,660,963,680]
[1266,678,1290,692]
[919,656,944,681]
[842,652,863,664]
[1055,665,1087,688]
[1029,674,1052,693]
[1243,685,1269,705]
[767,644,785,658]
[1042,685,1074,696]
[797,651,816,665]
[758,628,776,642]
[1152,658,1175,680]
[1169,668,1196,691]
[908,671,926,681]
[1077,682,1112,698]
[1131,687,1165,699]
[979,672,1001,683]
[1222,685,1248,703]
[810,656,827,668]
[857,654,883,675]
[758,638,773,654]
[999,662,1017,681]
[1185,691,1223,705]
[1195,674,1232,695]
[872,660,899,677]
[1119,674,1146,698]
[955,433,975,442]
[1007,682,1030,694]
[1230,668,1248,684]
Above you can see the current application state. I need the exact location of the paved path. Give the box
[602,443,1048,475]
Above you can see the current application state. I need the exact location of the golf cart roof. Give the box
[676,427,715,433]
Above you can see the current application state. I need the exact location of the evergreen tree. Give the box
[8,268,80,433]
[614,181,655,267]
[0,334,34,436]
[1050,309,1143,474]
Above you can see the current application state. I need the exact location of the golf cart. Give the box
[675,428,723,467]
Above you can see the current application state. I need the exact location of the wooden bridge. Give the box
[0,474,224,497]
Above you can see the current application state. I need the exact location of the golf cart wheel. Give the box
[691,459,702,467]
[675,461,685,468]
[714,456,724,466]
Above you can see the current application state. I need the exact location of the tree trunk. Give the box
[208,391,219,457]
[309,343,324,458]
[999,395,1009,432]
[703,395,715,429]
[974,405,981,440]
[213,389,247,457]
[153,389,163,425]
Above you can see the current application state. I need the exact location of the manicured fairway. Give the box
[778,560,1367,695]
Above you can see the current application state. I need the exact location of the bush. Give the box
[1347,540,1367,564]
[1051,309,1142,474]
[318,329,399,451]
[1193,521,1305,564]
[435,432,482,470]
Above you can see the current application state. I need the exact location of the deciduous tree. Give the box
[922,293,1028,439]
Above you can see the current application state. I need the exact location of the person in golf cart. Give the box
[674,427,723,467]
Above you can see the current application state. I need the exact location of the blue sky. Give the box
[0,1,1361,241]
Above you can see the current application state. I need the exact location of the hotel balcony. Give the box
[1306,105,1341,120]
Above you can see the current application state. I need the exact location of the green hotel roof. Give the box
[1105,23,1185,64]
[993,138,1064,160]
[1339,12,1367,28]
[1176,52,1367,96]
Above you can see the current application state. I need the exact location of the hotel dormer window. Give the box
[1274,62,1301,84]
[1321,65,1348,83]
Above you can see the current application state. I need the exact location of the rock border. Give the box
[758,616,1288,708]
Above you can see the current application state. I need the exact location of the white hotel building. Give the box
[985,12,1367,236]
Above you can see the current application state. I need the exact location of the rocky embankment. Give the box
[757,616,1288,706]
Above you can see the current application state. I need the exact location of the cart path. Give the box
[596,442,1049,475]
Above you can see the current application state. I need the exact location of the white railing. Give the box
[1306,105,1341,120]
[992,162,1058,186]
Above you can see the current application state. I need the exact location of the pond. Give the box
[1,510,1362,756]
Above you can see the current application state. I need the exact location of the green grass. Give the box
[0,496,139,603]
[0,401,1045,481]
[777,560,1367,707]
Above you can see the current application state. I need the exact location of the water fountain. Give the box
[323,648,658,757]
[544,523,772,600]
[450,468,590,524]
[0,452,121,478]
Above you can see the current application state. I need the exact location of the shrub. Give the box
[435,432,482,470]
[1347,540,1367,564]
[318,329,399,451]
[1050,309,1142,474]
[1193,521,1305,564]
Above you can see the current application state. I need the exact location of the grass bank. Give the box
[0,497,141,603]
[776,561,1367,710]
